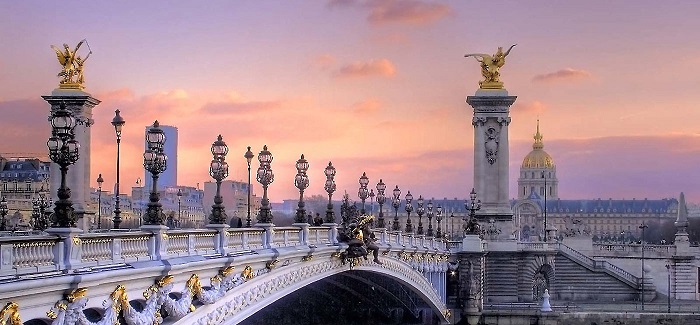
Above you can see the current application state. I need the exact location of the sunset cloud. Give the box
[511,100,547,115]
[366,0,452,26]
[351,98,382,115]
[312,54,336,71]
[327,0,452,26]
[334,58,396,79]
[200,100,283,115]
[532,68,592,83]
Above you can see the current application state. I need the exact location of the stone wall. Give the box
[480,311,700,325]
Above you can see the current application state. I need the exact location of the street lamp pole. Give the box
[47,102,80,228]
[111,109,125,229]
[639,222,648,310]
[666,264,671,313]
[542,171,547,242]
[436,205,443,238]
[143,121,167,226]
[427,199,434,237]
[323,162,336,223]
[256,145,274,224]
[209,135,229,225]
[358,172,369,214]
[416,195,425,235]
[176,188,182,226]
[391,186,401,231]
[465,188,482,235]
[244,146,254,227]
[96,174,103,229]
[0,196,7,231]
[405,191,414,233]
[293,154,310,223]
[376,179,386,228]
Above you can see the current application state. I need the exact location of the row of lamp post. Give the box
[46,102,483,234]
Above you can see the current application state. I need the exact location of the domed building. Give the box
[512,121,678,242]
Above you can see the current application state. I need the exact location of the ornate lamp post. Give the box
[666,264,671,313]
[639,222,648,310]
[358,172,369,214]
[294,154,310,223]
[96,173,103,229]
[47,102,80,228]
[542,171,548,242]
[176,188,182,226]
[143,121,167,226]
[323,162,336,223]
[369,189,375,215]
[376,179,386,228]
[436,205,443,238]
[465,188,483,235]
[426,199,434,237]
[416,195,425,235]
[244,146,254,227]
[404,191,414,233]
[111,109,125,228]
[209,135,229,224]
[0,196,7,231]
[391,185,401,231]
[256,145,274,224]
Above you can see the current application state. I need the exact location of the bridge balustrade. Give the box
[0,225,447,277]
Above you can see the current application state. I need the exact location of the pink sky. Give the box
[1,1,699,203]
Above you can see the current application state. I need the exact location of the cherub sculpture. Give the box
[465,44,516,89]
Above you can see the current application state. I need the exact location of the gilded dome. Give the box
[521,120,555,169]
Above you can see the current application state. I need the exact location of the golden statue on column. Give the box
[465,44,516,90]
[51,40,92,90]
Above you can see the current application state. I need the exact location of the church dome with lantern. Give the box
[522,122,555,169]
[517,120,558,200]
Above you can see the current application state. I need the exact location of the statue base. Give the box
[478,81,504,90]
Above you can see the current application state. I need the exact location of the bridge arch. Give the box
[177,256,447,325]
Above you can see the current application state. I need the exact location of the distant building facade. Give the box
[203,180,260,227]
[0,156,51,228]
[512,122,678,242]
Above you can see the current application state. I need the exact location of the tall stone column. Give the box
[42,89,101,228]
[467,90,516,237]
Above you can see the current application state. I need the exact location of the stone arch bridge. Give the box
[0,224,450,324]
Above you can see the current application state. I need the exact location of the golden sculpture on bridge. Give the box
[51,40,92,90]
[465,44,516,90]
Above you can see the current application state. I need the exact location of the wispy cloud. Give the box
[327,0,452,26]
[351,98,382,115]
[334,58,396,79]
[532,68,592,83]
[366,0,452,26]
[200,100,282,115]
[312,54,336,71]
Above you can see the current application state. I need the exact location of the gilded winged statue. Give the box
[51,40,91,89]
[465,44,516,89]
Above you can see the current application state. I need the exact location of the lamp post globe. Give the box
[256,145,274,224]
[323,161,336,223]
[111,109,125,229]
[209,135,229,225]
[96,173,104,230]
[391,185,401,231]
[294,154,310,223]
[404,191,414,233]
[376,179,386,228]
[143,121,167,226]
[244,146,254,227]
[47,102,80,228]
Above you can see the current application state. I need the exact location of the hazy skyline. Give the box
[1,1,699,202]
